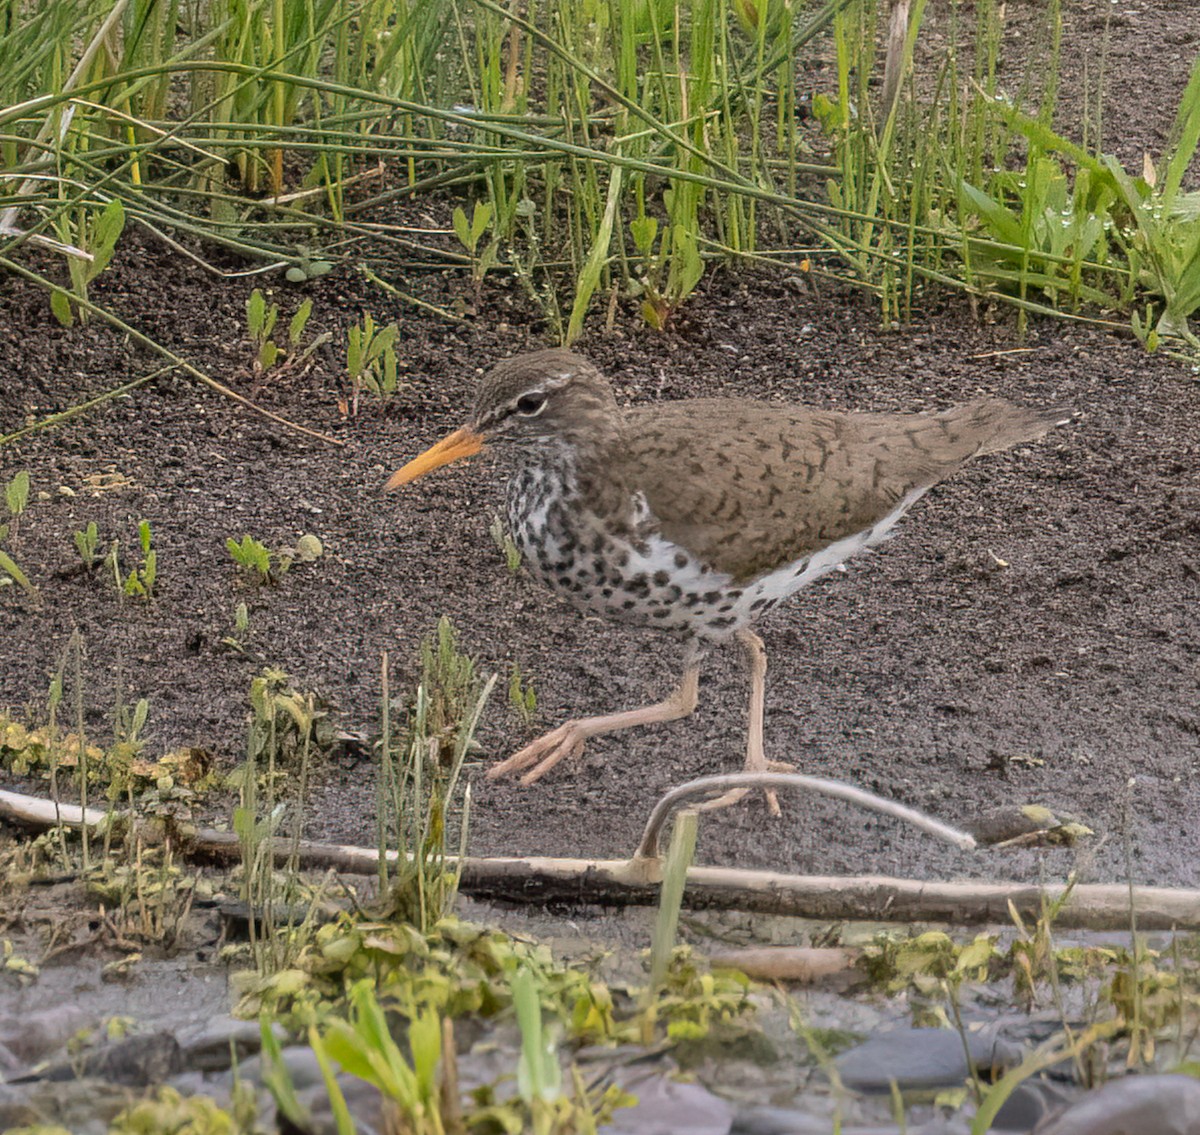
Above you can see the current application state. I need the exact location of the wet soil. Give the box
[1,0,1198,897]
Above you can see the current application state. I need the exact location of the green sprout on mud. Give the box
[346,311,400,414]
[246,288,282,372]
[228,533,323,584]
[0,472,34,593]
[376,619,496,934]
[73,520,99,568]
[246,290,327,377]
[453,200,499,306]
[221,602,253,654]
[284,249,335,284]
[629,204,706,331]
[508,662,537,728]
[114,520,157,598]
[489,513,522,574]
[4,469,29,530]
[513,964,566,1134]
[50,197,125,328]
[231,667,334,974]
[311,980,445,1135]
[227,534,273,582]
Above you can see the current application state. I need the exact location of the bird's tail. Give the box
[939,398,1073,458]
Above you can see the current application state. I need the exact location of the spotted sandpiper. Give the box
[388,348,1065,813]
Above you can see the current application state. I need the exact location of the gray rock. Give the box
[600,1065,734,1134]
[836,1027,1022,1093]
[733,1106,970,1135]
[11,1030,183,1086]
[178,1014,276,1072]
[1032,1074,1200,1135]
[989,1079,1074,1132]
[0,1004,92,1072]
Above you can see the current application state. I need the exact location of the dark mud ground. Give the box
[1,0,1198,897]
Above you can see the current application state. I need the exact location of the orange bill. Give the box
[385,426,485,490]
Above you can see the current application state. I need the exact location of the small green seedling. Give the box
[4,471,29,531]
[122,520,157,598]
[228,533,322,584]
[0,530,34,595]
[246,289,281,373]
[227,534,274,583]
[74,521,100,568]
[345,312,400,413]
[284,250,334,284]
[0,473,33,591]
[508,662,537,727]
[489,514,522,574]
[50,198,125,327]
[101,521,156,600]
[513,964,563,1115]
[222,601,253,653]
[246,291,328,377]
[453,199,499,305]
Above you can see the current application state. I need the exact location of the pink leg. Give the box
[700,629,793,815]
[487,665,701,785]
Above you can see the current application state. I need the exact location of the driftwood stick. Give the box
[708,947,861,983]
[3,788,1198,930]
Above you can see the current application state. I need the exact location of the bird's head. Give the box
[385,348,619,489]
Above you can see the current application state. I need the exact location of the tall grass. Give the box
[1,0,1198,355]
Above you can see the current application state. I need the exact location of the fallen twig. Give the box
[2,786,1197,930]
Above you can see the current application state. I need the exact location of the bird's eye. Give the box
[515,392,547,416]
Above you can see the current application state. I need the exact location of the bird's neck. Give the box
[517,414,633,520]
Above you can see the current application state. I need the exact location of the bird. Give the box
[387,348,1066,813]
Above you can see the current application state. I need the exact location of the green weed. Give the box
[488,514,522,574]
[0,471,34,594]
[49,199,125,328]
[246,291,329,377]
[4,470,29,529]
[227,532,322,584]
[453,200,499,307]
[345,312,401,414]
[73,520,99,569]
[508,662,537,728]
[377,619,495,933]
[227,534,274,583]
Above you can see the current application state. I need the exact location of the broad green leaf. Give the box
[629,214,657,256]
[0,550,35,595]
[469,200,493,246]
[5,471,29,516]
[452,205,470,250]
[90,198,125,278]
[50,290,74,327]
[288,298,312,345]
[958,181,1024,249]
[247,289,266,336]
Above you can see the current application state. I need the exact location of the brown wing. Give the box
[621,397,1061,581]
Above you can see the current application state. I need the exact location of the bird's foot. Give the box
[486,721,589,785]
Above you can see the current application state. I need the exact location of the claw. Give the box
[487,721,587,783]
